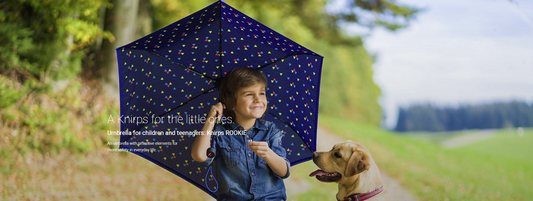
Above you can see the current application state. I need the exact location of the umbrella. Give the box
[116,0,323,198]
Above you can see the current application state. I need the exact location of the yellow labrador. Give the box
[309,140,391,201]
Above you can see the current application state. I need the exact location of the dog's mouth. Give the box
[309,169,342,182]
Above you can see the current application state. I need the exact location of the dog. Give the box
[309,140,391,201]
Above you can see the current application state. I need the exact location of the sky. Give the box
[338,0,533,129]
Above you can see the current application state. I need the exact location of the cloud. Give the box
[361,0,533,128]
[508,2,533,30]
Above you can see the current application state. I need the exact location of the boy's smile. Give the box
[233,84,267,125]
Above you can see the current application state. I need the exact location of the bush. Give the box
[0,79,119,173]
[0,0,110,85]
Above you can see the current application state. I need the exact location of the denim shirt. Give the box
[204,119,290,201]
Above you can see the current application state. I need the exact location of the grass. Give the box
[1,79,208,200]
[0,79,117,164]
[1,149,207,200]
[402,130,485,144]
[450,130,533,198]
[311,115,533,201]
[455,129,533,163]
[3,104,531,200]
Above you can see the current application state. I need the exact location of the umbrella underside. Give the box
[117,1,323,198]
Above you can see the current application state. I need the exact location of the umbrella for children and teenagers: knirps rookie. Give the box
[116,0,323,198]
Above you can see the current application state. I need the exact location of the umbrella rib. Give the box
[267,111,294,131]
[267,111,316,150]
[257,53,320,71]
[267,111,315,152]
[156,86,217,118]
[218,0,223,77]
[140,50,217,81]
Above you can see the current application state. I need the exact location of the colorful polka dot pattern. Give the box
[117,1,323,198]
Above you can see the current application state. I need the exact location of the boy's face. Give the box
[233,83,267,122]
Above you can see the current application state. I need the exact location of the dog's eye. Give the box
[334,152,342,158]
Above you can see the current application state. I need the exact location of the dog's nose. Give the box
[313,152,319,158]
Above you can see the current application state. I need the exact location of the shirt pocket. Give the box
[218,141,241,168]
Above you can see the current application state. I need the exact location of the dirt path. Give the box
[285,127,418,201]
[440,130,496,149]
[204,126,418,200]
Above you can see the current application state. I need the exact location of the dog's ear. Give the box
[344,148,370,177]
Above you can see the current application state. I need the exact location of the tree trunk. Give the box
[136,0,153,39]
[98,0,139,98]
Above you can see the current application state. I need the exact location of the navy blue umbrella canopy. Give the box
[116,0,323,197]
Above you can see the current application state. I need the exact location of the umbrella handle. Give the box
[206,111,218,158]
[206,130,216,158]
[207,147,216,158]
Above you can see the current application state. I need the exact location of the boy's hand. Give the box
[208,102,225,123]
[248,140,289,177]
[248,141,272,159]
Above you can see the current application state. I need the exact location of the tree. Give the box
[0,0,108,85]
[147,0,418,125]
[1,0,419,126]
[395,101,533,132]
[97,0,140,98]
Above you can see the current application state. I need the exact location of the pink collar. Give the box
[341,186,384,201]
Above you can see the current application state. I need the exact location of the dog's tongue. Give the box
[309,169,328,177]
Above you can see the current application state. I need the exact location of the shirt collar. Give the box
[224,119,268,131]
[252,119,268,131]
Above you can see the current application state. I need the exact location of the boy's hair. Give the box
[219,67,268,120]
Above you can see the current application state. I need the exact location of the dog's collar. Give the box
[340,186,384,201]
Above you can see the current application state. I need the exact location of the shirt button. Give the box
[248,153,251,157]
[251,173,255,175]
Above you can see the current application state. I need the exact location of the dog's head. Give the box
[309,140,371,183]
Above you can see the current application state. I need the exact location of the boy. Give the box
[191,67,290,201]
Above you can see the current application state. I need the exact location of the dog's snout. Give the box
[313,152,319,158]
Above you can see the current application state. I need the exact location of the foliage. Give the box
[0,75,28,108]
[0,0,111,84]
[1,149,206,200]
[396,101,533,132]
[0,0,417,158]
[327,0,419,35]
[319,115,533,201]
[0,80,118,174]
[149,0,411,125]
[0,0,115,158]
[319,44,382,124]
[150,0,419,45]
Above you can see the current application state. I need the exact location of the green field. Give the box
[291,115,533,201]
[4,115,532,200]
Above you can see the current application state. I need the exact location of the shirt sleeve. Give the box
[270,126,291,179]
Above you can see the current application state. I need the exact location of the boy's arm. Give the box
[263,146,289,178]
[190,123,212,162]
[191,103,224,162]
[249,141,289,178]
